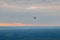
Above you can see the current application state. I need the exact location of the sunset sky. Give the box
[0,0,60,26]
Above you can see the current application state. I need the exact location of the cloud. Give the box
[0,1,23,11]
[0,0,60,11]
[25,5,60,10]
[0,4,60,11]
[0,0,60,24]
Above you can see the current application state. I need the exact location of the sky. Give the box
[0,0,60,26]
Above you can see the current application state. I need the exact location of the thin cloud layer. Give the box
[0,0,60,10]
[0,0,60,25]
[0,1,22,11]
[25,5,60,10]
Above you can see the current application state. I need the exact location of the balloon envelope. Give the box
[34,17,36,19]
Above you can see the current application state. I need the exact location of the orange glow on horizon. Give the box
[0,23,60,26]
[0,23,33,26]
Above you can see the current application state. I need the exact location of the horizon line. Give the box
[0,23,60,26]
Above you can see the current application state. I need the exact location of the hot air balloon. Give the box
[34,17,36,19]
